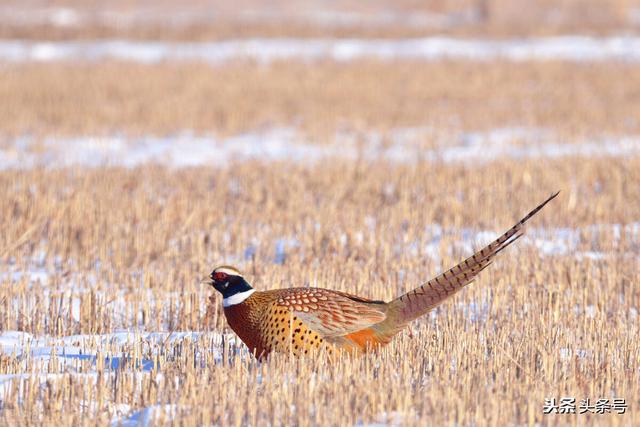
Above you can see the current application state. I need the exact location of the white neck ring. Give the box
[223,289,256,307]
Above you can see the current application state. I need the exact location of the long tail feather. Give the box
[379,192,559,331]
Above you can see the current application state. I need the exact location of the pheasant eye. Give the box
[213,271,228,281]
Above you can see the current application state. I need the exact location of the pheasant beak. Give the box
[200,276,214,287]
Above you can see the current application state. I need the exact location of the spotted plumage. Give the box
[203,193,559,359]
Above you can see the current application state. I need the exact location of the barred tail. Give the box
[379,192,559,331]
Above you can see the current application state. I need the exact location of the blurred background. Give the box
[1,0,639,39]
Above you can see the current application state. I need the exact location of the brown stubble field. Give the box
[1,1,640,423]
[1,156,639,425]
[1,61,640,137]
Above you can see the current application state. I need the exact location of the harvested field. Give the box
[0,1,638,426]
[0,61,639,137]
[1,159,639,425]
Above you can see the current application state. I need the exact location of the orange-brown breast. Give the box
[223,298,266,357]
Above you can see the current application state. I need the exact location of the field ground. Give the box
[1,61,640,137]
[0,1,639,426]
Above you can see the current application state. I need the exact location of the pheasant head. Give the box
[203,265,255,307]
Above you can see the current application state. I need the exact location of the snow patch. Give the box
[2,127,640,170]
[1,37,640,64]
[111,404,181,427]
[0,6,479,31]
[0,330,229,382]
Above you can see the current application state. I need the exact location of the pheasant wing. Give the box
[273,288,387,337]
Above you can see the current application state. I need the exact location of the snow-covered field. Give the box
[0,330,227,425]
[0,5,480,31]
[2,160,638,425]
[0,330,221,378]
[2,127,640,170]
[3,37,640,64]
[3,213,635,424]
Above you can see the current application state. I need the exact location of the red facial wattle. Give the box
[213,271,228,282]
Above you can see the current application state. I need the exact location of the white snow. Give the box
[0,219,633,418]
[0,372,100,399]
[0,330,221,362]
[234,222,639,272]
[559,348,589,360]
[0,269,51,285]
[0,331,230,391]
[408,221,640,267]
[111,404,181,427]
[1,37,640,64]
[0,329,230,424]
[354,411,408,427]
[0,6,478,31]
[1,127,640,170]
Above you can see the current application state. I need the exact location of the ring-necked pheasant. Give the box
[203,192,559,359]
